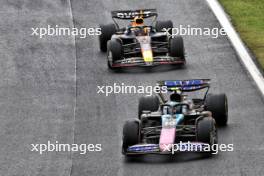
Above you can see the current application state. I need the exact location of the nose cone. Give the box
[142,50,153,62]
[159,128,176,152]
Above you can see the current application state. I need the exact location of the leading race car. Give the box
[122,79,228,155]
[99,9,186,70]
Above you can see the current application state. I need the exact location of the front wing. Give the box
[125,142,210,155]
[111,56,185,68]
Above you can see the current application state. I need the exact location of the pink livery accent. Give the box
[159,127,176,152]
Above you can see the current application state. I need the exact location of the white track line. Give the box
[68,0,77,175]
[206,0,264,97]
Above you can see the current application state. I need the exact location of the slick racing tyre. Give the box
[122,120,140,154]
[196,117,217,146]
[155,20,173,35]
[107,39,123,70]
[99,23,116,52]
[138,95,160,119]
[169,36,185,59]
[205,93,228,126]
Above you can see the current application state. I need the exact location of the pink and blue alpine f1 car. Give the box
[122,79,228,155]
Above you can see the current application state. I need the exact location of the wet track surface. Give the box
[0,0,263,175]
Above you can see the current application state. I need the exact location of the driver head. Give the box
[132,16,144,26]
[170,93,182,102]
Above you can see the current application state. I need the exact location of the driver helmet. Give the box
[170,93,182,102]
[131,16,144,27]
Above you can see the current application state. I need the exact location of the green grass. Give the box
[219,0,264,70]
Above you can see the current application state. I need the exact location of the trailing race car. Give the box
[122,79,228,155]
[99,9,186,69]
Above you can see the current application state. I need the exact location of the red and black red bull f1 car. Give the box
[99,9,186,70]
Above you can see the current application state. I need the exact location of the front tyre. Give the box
[196,117,217,145]
[107,39,123,70]
[122,120,140,154]
[169,36,185,60]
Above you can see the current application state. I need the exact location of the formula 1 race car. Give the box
[99,9,186,70]
[122,79,228,155]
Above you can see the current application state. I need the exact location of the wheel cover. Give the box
[108,51,113,67]
[210,124,217,145]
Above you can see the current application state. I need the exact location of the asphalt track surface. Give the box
[0,0,263,176]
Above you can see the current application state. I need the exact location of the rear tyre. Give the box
[107,39,123,70]
[205,94,228,126]
[155,20,173,34]
[99,23,116,52]
[122,120,140,154]
[138,95,160,119]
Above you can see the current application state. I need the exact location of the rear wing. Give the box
[111,9,158,19]
[158,79,211,92]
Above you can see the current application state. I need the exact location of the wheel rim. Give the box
[225,97,228,118]
[210,124,217,145]
[107,51,113,68]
